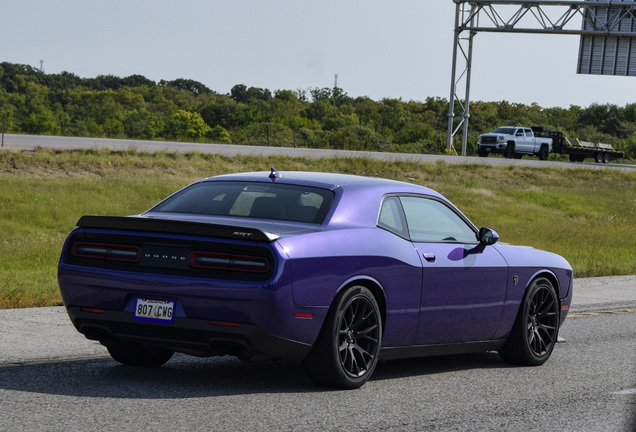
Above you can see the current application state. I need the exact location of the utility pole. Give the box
[334,74,338,89]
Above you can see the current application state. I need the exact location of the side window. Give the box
[377,196,408,239]
[400,196,477,243]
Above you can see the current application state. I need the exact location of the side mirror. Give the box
[479,228,499,246]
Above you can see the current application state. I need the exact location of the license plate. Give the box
[134,298,174,324]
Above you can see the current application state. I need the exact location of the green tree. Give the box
[394,122,439,145]
[0,108,15,132]
[160,78,211,95]
[122,110,163,139]
[328,125,389,151]
[200,96,254,129]
[121,74,156,88]
[580,103,626,138]
[209,125,231,143]
[230,84,272,103]
[166,110,211,139]
[103,118,124,137]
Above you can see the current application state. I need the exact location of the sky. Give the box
[4,0,635,109]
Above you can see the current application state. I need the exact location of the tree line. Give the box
[1,62,634,159]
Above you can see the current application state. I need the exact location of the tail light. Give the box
[190,251,270,273]
[72,242,140,262]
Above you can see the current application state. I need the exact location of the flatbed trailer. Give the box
[532,128,625,164]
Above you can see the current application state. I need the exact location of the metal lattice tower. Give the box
[446,0,636,156]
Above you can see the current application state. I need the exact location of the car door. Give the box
[398,195,509,345]
[515,128,530,152]
[523,128,536,152]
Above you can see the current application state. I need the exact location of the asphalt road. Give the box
[2,133,636,171]
[0,277,634,431]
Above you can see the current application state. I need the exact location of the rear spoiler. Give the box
[76,215,278,242]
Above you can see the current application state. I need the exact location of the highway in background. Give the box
[3,133,635,171]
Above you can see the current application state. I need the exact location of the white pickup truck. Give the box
[477,126,552,160]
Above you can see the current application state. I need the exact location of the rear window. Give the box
[150,181,334,224]
[492,127,516,135]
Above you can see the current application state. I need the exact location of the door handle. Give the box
[423,253,436,263]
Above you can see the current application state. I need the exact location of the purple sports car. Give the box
[58,169,572,389]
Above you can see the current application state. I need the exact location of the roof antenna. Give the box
[269,167,283,181]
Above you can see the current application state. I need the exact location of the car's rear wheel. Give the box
[106,341,174,367]
[499,277,559,366]
[303,286,382,389]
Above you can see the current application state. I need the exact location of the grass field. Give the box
[1,148,635,309]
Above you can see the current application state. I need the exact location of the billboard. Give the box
[577,0,636,76]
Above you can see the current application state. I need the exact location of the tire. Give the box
[603,153,611,164]
[303,286,382,389]
[538,145,549,161]
[106,341,174,367]
[595,152,604,163]
[499,277,559,366]
[504,143,515,159]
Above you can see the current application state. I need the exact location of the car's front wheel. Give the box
[504,143,515,158]
[106,341,174,367]
[303,286,382,389]
[499,277,559,366]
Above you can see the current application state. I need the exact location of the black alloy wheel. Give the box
[538,145,549,161]
[303,286,382,389]
[499,277,559,366]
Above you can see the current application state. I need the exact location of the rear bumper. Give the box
[67,306,312,361]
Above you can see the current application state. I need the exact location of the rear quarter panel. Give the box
[278,227,424,347]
